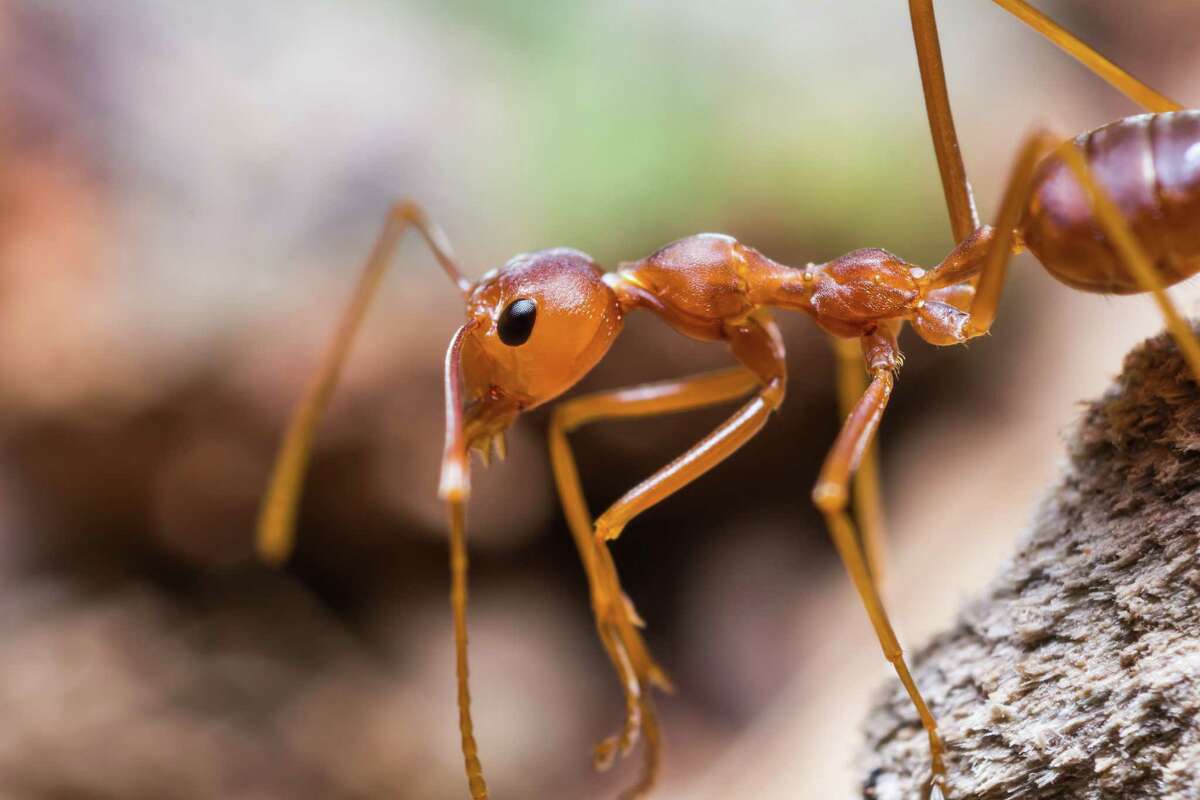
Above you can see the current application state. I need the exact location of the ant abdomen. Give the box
[1023,110,1200,294]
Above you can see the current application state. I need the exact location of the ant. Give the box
[255,1,1200,797]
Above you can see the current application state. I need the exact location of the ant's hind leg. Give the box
[812,326,947,798]
[942,129,1200,383]
[831,336,887,586]
[952,129,1061,338]
[989,0,1183,113]
[1056,145,1200,382]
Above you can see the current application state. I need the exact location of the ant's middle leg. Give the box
[831,336,887,586]
[811,323,948,798]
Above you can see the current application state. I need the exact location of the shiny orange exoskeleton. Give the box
[256,2,1200,798]
[1025,112,1200,294]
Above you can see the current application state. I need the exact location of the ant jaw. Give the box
[438,406,513,498]
[471,432,508,468]
[462,392,521,464]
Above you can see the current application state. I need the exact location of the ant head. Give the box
[456,248,624,453]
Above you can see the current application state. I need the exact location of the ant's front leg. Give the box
[592,315,786,544]
[549,366,761,798]
[553,314,785,798]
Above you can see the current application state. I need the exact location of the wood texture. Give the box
[862,326,1200,798]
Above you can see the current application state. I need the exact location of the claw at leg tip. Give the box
[649,666,675,693]
[621,593,646,627]
[593,737,618,771]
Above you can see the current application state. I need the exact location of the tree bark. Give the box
[861,328,1200,799]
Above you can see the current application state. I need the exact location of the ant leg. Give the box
[831,336,887,585]
[990,0,1183,113]
[924,129,1120,338]
[811,327,947,798]
[909,0,1183,241]
[448,497,489,800]
[942,129,1200,383]
[256,201,469,564]
[549,367,761,797]
[566,314,782,796]
[593,315,786,545]
[908,0,978,243]
[258,203,491,800]
[581,315,784,796]
[960,129,1061,337]
[442,323,489,800]
[1056,145,1200,381]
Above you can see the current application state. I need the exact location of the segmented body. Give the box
[614,228,981,351]
[614,233,920,343]
[1024,110,1200,294]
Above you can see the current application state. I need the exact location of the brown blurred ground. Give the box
[0,1,1197,798]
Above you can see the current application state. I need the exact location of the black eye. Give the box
[497,298,537,346]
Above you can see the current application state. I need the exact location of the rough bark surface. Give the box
[861,329,1200,799]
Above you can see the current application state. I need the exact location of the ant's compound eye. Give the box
[497,298,537,346]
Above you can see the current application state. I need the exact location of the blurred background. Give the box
[0,1,1198,797]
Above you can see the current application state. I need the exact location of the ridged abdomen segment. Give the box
[1022,111,1200,295]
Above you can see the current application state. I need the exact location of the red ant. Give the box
[255,1,1200,797]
